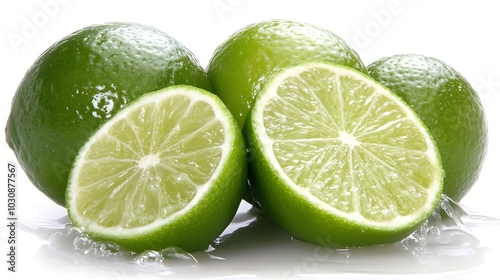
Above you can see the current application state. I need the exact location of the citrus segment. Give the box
[67,85,246,252]
[246,62,444,246]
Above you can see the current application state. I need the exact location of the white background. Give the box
[1,0,499,279]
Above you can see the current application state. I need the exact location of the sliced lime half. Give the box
[246,61,444,246]
[67,85,247,252]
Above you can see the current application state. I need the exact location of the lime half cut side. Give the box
[67,85,246,252]
[246,62,444,247]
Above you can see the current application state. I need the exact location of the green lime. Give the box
[6,22,212,206]
[66,85,246,252]
[367,54,487,201]
[245,61,443,246]
[207,19,366,129]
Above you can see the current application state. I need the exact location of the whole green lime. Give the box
[207,19,367,128]
[367,54,487,201]
[6,22,212,206]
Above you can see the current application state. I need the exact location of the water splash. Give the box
[401,195,486,264]
[135,247,198,266]
[440,195,500,227]
[72,229,125,257]
[45,225,198,271]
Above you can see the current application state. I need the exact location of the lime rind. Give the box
[248,61,444,232]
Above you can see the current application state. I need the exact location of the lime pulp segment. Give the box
[251,62,443,229]
[67,86,233,235]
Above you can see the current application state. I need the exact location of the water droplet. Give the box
[135,250,163,265]
[134,247,198,267]
[72,229,128,257]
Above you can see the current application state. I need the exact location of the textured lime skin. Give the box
[67,86,247,252]
[368,54,487,201]
[6,22,212,206]
[207,20,366,128]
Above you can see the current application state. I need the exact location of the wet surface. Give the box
[18,196,500,279]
